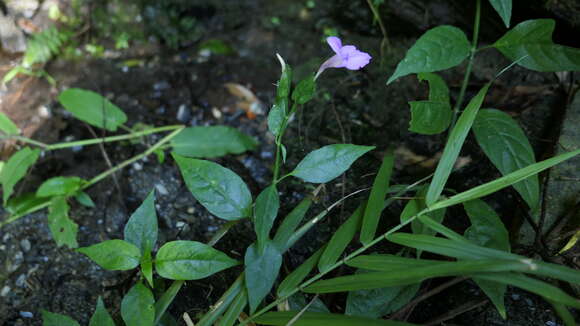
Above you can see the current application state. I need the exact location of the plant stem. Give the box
[0,127,185,228]
[273,102,298,182]
[0,135,49,148]
[366,0,390,63]
[450,0,481,129]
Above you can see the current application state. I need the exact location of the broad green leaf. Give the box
[273,198,313,251]
[387,26,470,84]
[0,112,19,135]
[319,204,364,272]
[141,249,154,287]
[42,310,80,326]
[173,154,252,220]
[408,73,452,135]
[170,126,257,158]
[58,88,127,131]
[89,297,115,326]
[77,239,140,270]
[124,191,158,254]
[428,147,580,211]
[387,233,580,285]
[268,98,287,137]
[245,241,282,313]
[489,0,512,28]
[5,192,50,215]
[154,280,184,325]
[291,144,375,183]
[292,75,316,105]
[36,177,84,198]
[288,292,329,313]
[254,185,280,251]
[277,246,325,298]
[475,273,580,309]
[48,197,78,248]
[463,199,510,318]
[255,311,418,326]
[156,240,238,280]
[473,109,539,210]
[493,19,580,72]
[121,283,155,326]
[346,275,420,318]
[74,191,95,207]
[305,259,538,293]
[220,289,248,326]
[425,83,491,206]
[360,151,394,245]
[1,147,40,204]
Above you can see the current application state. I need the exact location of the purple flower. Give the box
[315,36,372,79]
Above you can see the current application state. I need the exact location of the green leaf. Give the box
[254,185,280,250]
[425,83,491,206]
[255,311,417,326]
[195,275,244,326]
[476,273,580,309]
[360,151,394,245]
[89,297,115,326]
[428,147,580,211]
[42,310,80,326]
[277,246,325,298]
[141,249,154,287]
[346,274,420,318]
[473,108,539,210]
[48,197,78,248]
[550,300,577,326]
[387,26,470,84]
[220,289,248,326]
[124,190,158,254]
[493,19,580,72]
[387,233,580,285]
[292,75,316,105]
[5,192,51,215]
[463,199,510,318]
[170,126,257,158]
[400,187,446,239]
[268,98,287,137]
[154,280,184,325]
[305,259,539,293]
[319,204,364,272]
[173,154,252,220]
[288,293,329,313]
[121,283,155,326]
[489,0,512,28]
[77,239,140,270]
[155,240,239,280]
[291,144,374,183]
[0,112,19,135]
[245,241,282,313]
[37,177,84,198]
[58,88,127,131]
[408,73,452,135]
[74,191,95,207]
[273,198,313,251]
[347,254,437,271]
[276,62,292,99]
[1,147,40,204]
[198,39,235,55]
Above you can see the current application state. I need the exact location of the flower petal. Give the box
[315,54,345,79]
[344,51,372,70]
[326,36,342,54]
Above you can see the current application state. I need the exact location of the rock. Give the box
[0,286,11,297]
[176,104,191,122]
[20,239,31,252]
[6,0,39,19]
[0,10,26,53]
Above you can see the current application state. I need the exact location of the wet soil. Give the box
[1,0,579,325]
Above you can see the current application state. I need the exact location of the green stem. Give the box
[0,135,49,148]
[450,0,481,129]
[0,127,185,228]
[273,102,298,182]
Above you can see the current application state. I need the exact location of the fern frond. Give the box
[22,27,68,68]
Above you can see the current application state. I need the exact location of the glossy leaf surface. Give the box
[489,0,512,28]
[170,126,257,158]
[292,76,316,105]
[273,198,312,250]
[473,109,539,209]
[48,197,78,248]
[42,310,80,326]
[89,297,115,326]
[291,144,374,183]
[388,26,470,84]
[277,246,325,297]
[1,147,40,204]
[245,241,282,313]
[36,177,84,198]
[254,185,280,250]
[255,311,417,326]
[121,283,155,326]
[124,191,158,254]
[319,204,363,272]
[77,239,140,270]
[0,112,19,135]
[408,73,452,135]
[58,88,127,131]
[174,154,252,220]
[156,240,238,280]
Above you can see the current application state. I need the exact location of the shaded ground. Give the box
[0,0,579,325]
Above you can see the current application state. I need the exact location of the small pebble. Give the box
[0,286,11,297]
[3,233,10,242]
[176,221,186,228]
[153,81,171,91]
[511,293,520,300]
[187,207,195,214]
[545,321,557,326]
[176,104,191,122]
[15,274,27,287]
[155,184,169,196]
[20,239,31,252]
[19,312,33,318]
[132,162,143,171]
